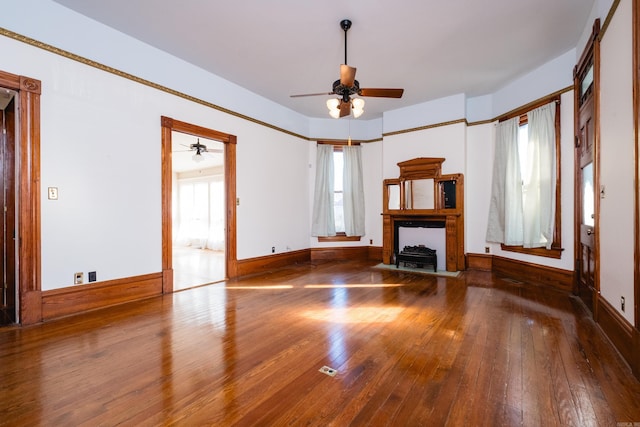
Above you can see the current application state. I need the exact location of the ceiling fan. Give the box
[175,139,222,162]
[291,19,404,118]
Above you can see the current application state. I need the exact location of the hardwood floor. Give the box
[1,259,639,426]
[173,246,225,291]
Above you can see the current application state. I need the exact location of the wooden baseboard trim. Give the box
[310,246,370,261]
[466,253,573,292]
[41,273,163,321]
[634,326,640,378]
[20,290,43,325]
[236,249,310,277]
[368,246,383,262]
[491,255,573,292]
[466,253,492,271]
[598,296,637,372]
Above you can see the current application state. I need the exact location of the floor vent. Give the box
[319,366,337,377]
[502,278,524,285]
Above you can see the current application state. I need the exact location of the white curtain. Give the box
[523,102,556,248]
[311,144,336,236]
[486,117,523,245]
[175,178,225,250]
[343,146,365,236]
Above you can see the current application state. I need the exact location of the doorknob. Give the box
[587,228,593,235]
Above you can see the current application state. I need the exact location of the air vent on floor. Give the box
[319,366,337,377]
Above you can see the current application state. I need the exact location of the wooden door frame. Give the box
[0,70,42,325]
[574,20,601,318]
[161,117,237,293]
[633,0,640,372]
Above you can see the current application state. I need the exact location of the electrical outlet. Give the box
[272,246,275,253]
[370,239,373,245]
[47,187,58,200]
[621,296,625,312]
[74,272,83,285]
[88,271,97,282]
[485,246,490,254]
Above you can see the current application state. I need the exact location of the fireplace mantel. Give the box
[382,158,465,271]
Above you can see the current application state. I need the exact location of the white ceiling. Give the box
[51,0,594,119]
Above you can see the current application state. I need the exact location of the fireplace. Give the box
[381,158,465,272]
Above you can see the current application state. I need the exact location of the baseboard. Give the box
[491,255,573,292]
[466,253,492,271]
[41,273,163,321]
[598,296,636,372]
[634,326,640,379]
[236,249,310,277]
[368,246,383,262]
[310,246,371,261]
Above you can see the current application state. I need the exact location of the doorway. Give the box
[0,88,17,325]
[574,20,600,316]
[161,116,237,294]
[171,132,225,291]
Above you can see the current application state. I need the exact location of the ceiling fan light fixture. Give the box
[328,106,341,119]
[192,151,205,162]
[326,98,340,110]
[352,98,365,118]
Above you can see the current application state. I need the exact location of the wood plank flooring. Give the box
[1,259,639,426]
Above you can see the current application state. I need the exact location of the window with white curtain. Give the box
[311,143,365,239]
[175,176,225,250]
[486,99,561,256]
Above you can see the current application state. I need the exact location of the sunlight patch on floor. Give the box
[304,283,404,289]
[224,285,294,290]
[301,306,404,324]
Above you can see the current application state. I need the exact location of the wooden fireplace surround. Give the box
[382,158,465,271]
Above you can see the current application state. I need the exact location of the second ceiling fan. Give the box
[291,19,404,118]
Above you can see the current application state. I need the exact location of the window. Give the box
[333,148,345,233]
[311,142,365,242]
[486,96,562,258]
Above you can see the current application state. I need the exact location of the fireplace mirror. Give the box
[405,178,434,210]
[387,182,401,210]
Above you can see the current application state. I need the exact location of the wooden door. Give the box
[0,94,17,325]
[574,21,599,315]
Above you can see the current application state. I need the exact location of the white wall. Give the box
[382,122,467,179]
[1,14,312,290]
[598,0,634,324]
[465,123,494,254]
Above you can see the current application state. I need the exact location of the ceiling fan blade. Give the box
[339,101,351,117]
[340,65,357,87]
[359,88,404,98]
[290,92,334,98]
